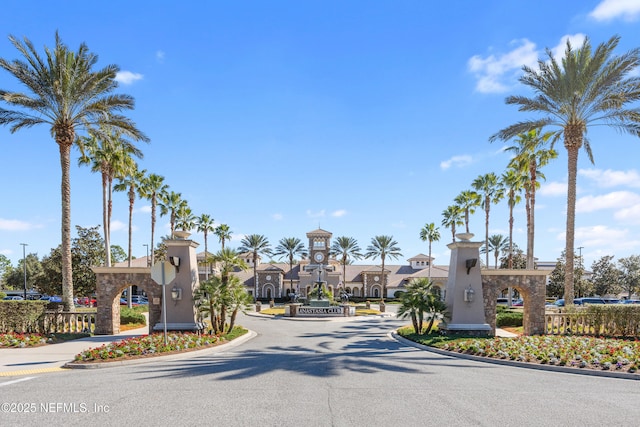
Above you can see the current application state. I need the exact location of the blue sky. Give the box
[2,0,640,271]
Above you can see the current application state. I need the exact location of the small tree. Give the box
[397,278,447,335]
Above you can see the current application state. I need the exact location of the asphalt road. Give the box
[1,313,639,427]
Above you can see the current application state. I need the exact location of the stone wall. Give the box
[93,267,161,335]
[482,270,548,335]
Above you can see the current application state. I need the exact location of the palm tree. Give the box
[114,163,145,308]
[441,205,464,242]
[500,168,523,269]
[78,128,143,266]
[215,224,232,250]
[491,36,640,304]
[471,173,504,267]
[114,165,146,268]
[175,205,196,232]
[364,235,402,300]
[330,236,363,294]
[505,129,557,269]
[0,33,149,310]
[239,234,272,300]
[397,278,447,335]
[481,234,509,269]
[196,214,216,280]
[138,173,167,265]
[419,223,440,280]
[454,190,481,234]
[159,191,185,237]
[273,237,307,295]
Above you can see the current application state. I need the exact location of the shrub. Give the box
[0,300,47,333]
[120,307,146,325]
[496,311,523,327]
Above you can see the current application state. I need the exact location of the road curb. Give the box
[63,329,257,369]
[390,331,640,381]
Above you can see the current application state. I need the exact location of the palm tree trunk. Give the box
[381,256,386,300]
[102,171,111,267]
[253,253,258,301]
[228,308,238,333]
[428,241,432,280]
[127,186,134,308]
[107,175,114,266]
[564,138,581,305]
[204,231,209,281]
[528,162,537,270]
[59,142,75,311]
[525,188,532,269]
[150,197,156,265]
[508,192,514,269]
[485,197,490,267]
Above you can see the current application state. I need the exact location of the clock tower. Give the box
[306,228,331,265]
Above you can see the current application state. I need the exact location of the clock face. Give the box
[374,276,380,282]
[266,275,271,281]
[314,252,325,262]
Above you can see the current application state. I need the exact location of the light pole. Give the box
[20,243,27,300]
[143,244,150,267]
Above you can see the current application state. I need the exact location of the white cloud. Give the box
[467,38,538,93]
[589,0,640,22]
[306,209,326,218]
[579,168,640,188]
[272,213,283,220]
[558,225,628,247]
[137,205,152,214]
[576,191,640,213]
[331,210,347,218]
[615,204,640,224]
[539,181,567,196]
[156,50,165,62]
[440,155,473,170]
[110,220,127,232]
[0,218,42,231]
[0,249,12,256]
[115,71,144,85]
[230,233,246,242]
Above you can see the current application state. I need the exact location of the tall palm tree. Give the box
[78,129,143,266]
[114,165,146,268]
[441,205,464,243]
[491,36,640,304]
[114,163,145,308]
[419,223,440,280]
[454,190,481,234]
[364,235,402,300]
[0,33,149,311]
[500,168,523,269]
[330,236,363,293]
[159,191,185,237]
[138,173,167,265]
[480,234,509,269]
[196,214,215,280]
[239,234,272,300]
[505,129,557,269]
[471,173,504,267]
[215,224,232,250]
[273,237,307,295]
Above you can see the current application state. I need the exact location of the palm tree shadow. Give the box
[136,320,475,381]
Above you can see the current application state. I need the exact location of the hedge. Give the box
[0,301,48,333]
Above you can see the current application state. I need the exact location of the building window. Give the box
[314,240,325,248]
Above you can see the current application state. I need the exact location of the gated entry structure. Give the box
[481,270,549,335]
[92,267,161,335]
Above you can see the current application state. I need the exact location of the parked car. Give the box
[120,298,139,306]
[574,297,606,305]
[2,295,24,300]
[621,299,640,304]
[512,299,524,307]
[77,296,97,307]
[130,295,148,305]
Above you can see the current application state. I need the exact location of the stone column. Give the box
[442,233,491,336]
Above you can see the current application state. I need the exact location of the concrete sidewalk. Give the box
[0,325,150,376]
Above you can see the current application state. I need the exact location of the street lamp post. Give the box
[143,244,150,267]
[20,243,28,300]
